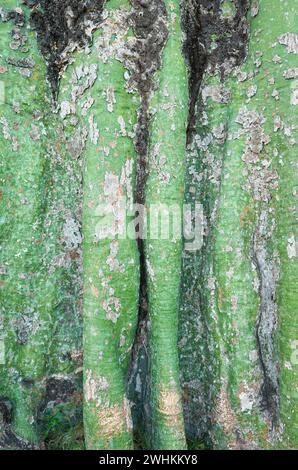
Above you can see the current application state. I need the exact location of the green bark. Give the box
[58,0,140,449]
[0,0,297,452]
[181,0,298,449]
[179,72,229,449]
[0,1,52,446]
[145,0,188,450]
[0,1,84,449]
[213,0,298,448]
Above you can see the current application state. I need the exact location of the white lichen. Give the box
[278,33,298,55]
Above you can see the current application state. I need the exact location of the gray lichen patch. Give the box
[179,0,252,448]
[283,68,298,79]
[233,107,277,202]
[0,6,25,27]
[85,369,109,407]
[97,268,122,325]
[12,309,41,346]
[201,84,231,104]
[278,33,298,55]
[106,241,125,274]
[67,125,88,159]
[61,216,82,251]
[287,234,298,259]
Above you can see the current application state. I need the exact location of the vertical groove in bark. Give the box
[180,0,250,448]
[126,0,168,449]
[253,0,298,448]
[144,0,188,449]
[252,209,279,425]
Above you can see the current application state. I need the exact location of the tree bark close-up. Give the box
[0,0,297,452]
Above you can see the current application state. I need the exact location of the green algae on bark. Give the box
[179,0,250,449]
[179,73,230,449]
[212,0,298,448]
[0,1,54,447]
[58,0,140,449]
[0,1,85,450]
[181,0,298,449]
[144,0,188,450]
[1,0,297,452]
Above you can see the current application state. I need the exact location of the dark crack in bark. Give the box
[179,0,251,448]
[126,0,168,448]
[24,0,105,102]
[183,0,250,144]
[252,210,280,428]
[0,397,38,449]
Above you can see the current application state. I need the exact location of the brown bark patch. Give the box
[159,389,185,430]
[214,387,238,436]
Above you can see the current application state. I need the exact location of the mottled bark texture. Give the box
[144,0,188,450]
[0,0,84,449]
[180,0,298,450]
[0,0,297,451]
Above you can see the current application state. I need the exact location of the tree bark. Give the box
[0,0,297,450]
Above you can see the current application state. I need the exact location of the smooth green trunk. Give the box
[145,0,188,450]
[58,0,140,449]
[1,1,84,449]
[0,1,52,446]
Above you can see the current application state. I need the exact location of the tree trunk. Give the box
[0,0,297,450]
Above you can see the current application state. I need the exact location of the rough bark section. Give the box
[1,0,297,451]
[252,212,279,424]
[183,0,250,144]
[179,0,250,447]
[126,0,168,448]
[0,1,85,449]
[180,0,298,449]
[24,0,105,101]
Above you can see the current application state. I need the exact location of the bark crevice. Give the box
[25,0,105,102]
[252,210,280,428]
[183,0,250,145]
[126,0,168,447]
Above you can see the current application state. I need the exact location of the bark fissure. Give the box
[25,0,105,102]
[183,0,250,145]
[252,210,279,427]
[126,0,168,447]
